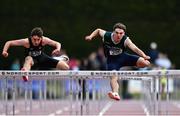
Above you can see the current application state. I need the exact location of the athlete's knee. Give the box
[141,57,150,66]
[57,61,69,70]
[63,64,69,70]
[137,57,150,67]
[25,56,32,61]
[24,56,34,66]
[144,60,150,66]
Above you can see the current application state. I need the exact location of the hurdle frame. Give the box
[0,70,180,115]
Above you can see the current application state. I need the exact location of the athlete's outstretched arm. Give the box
[43,37,61,56]
[2,39,28,57]
[125,38,150,60]
[85,28,106,41]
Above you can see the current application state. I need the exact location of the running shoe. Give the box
[53,55,69,63]
[59,55,69,62]
[21,68,28,82]
[108,91,120,101]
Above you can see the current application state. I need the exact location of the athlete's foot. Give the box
[22,75,28,82]
[108,91,120,101]
[21,68,29,82]
[59,55,69,62]
[53,55,69,63]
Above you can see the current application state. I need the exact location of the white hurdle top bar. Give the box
[0,70,180,77]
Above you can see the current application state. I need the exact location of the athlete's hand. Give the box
[51,49,60,56]
[2,51,9,57]
[85,36,92,41]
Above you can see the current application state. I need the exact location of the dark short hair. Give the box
[31,27,43,37]
[113,23,126,32]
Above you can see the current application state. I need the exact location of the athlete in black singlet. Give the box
[2,27,69,81]
[85,22,150,101]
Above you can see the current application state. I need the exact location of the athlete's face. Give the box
[113,28,125,42]
[31,35,42,46]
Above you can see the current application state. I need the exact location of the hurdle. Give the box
[0,70,180,115]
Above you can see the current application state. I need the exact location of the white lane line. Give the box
[48,104,77,115]
[142,105,150,116]
[48,113,55,116]
[56,110,63,114]
[99,102,113,116]
[48,106,70,116]
[63,106,69,111]
[26,107,30,111]
[177,104,180,108]
[72,104,75,108]
[173,102,180,108]
[7,109,20,115]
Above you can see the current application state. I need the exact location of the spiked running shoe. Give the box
[21,68,28,82]
[59,55,69,62]
[108,91,120,101]
[53,55,69,63]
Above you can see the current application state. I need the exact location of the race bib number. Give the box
[29,51,42,57]
[109,48,122,55]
